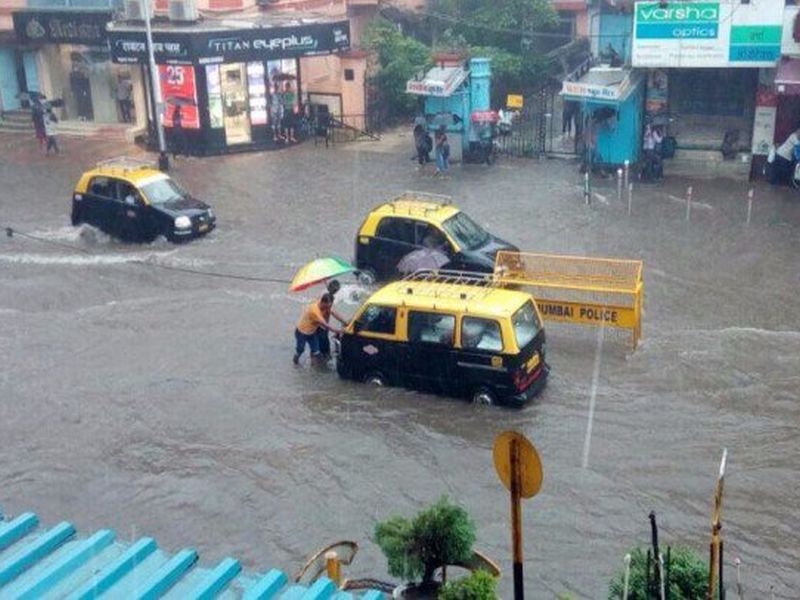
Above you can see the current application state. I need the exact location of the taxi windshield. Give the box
[441,212,490,250]
[140,178,187,204]
[512,301,541,349]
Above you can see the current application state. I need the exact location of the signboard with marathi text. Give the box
[632,0,782,68]
[506,94,523,108]
[13,10,111,45]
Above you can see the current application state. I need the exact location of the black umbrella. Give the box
[165,96,196,107]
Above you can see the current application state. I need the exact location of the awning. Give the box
[775,57,800,96]
[406,65,468,97]
[560,66,642,105]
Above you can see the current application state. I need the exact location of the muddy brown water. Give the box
[1,135,799,597]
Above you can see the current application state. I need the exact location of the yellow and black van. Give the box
[336,271,548,406]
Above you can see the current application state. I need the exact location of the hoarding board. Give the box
[632,0,782,68]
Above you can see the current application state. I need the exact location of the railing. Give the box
[495,251,644,350]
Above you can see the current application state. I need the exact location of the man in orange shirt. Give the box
[294,293,341,365]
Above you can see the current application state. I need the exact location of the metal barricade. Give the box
[494,251,643,350]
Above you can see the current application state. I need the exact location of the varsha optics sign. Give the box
[14,10,111,45]
[109,21,350,64]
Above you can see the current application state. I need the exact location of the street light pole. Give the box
[142,0,168,171]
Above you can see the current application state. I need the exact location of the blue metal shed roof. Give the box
[0,511,386,599]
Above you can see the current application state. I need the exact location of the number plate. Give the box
[526,353,540,372]
[198,223,209,232]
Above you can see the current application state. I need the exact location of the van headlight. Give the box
[174,216,192,229]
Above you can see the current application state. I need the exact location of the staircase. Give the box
[0,509,387,599]
[0,109,131,141]
[664,148,752,180]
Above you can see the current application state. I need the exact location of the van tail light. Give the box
[512,368,524,391]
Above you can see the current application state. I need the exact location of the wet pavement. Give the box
[1,131,799,598]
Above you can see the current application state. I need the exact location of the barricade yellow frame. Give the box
[494,251,643,350]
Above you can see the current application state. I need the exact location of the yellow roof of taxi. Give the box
[81,165,166,185]
[368,280,531,318]
[370,199,460,224]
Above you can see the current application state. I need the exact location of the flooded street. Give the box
[1,132,799,598]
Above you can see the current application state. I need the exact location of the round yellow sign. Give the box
[493,431,543,499]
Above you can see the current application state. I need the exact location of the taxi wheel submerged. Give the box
[364,371,386,386]
[471,387,497,406]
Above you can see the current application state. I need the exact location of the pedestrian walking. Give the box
[32,101,46,150]
[116,78,133,123]
[43,109,59,155]
[435,125,450,175]
[642,124,663,181]
[293,293,341,365]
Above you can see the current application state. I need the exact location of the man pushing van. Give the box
[293,292,345,365]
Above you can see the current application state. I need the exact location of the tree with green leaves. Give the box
[374,496,477,587]
[363,19,431,119]
[607,547,708,600]
[437,569,497,600]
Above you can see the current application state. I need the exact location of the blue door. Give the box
[0,48,21,111]
[23,52,40,94]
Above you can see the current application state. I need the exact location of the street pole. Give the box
[142,0,168,171]
[627,182,633,216]
[617,168,623,203]
[584,171,591,205]
[510,438,524,600]
[685,186,693,221]
[746,189,754,226]
[622,553,631,600]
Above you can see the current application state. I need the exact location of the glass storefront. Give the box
[45,44,134,123]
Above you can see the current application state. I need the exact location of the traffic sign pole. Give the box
[510,438,524,600]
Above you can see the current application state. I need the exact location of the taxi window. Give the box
[376,218,415,245]
[88,176,114,199]
[512,300,541,349]
[356,305,396,335]
[416,223,450,252]
[461,317,503,352]
[117,181,139,204]
[408,311,455,346]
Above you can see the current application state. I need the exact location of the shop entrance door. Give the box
[220,63,251,145]
[0,49,21,111]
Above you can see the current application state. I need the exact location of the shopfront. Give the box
[108,19,350,155]
[631,0,782,161]
[12,9,135,124]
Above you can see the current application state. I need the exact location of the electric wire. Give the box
[3,226,294,286]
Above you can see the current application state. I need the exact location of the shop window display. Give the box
[158,65,200,128]
[206,65,224,129]
[247,62,267,126]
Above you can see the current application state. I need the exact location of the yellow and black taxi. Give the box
[71,157,215,243]
[354,192,517,283]
[336,270,548,406]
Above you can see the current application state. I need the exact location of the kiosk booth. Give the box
[561,66,644,167]
[406,56,491,162]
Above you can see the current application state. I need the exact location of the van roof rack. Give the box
[96,156,155,172]
[398,269,499,302]
[386,191,453,214]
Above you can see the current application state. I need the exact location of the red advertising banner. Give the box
[158,65,199,129]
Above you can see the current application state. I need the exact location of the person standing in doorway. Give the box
[562,100,576,138]
[43,108,59,155]
[116,78,133,123]
[770,127,800,185]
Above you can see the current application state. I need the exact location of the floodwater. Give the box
[1,133,799,598]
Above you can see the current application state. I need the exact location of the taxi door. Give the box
[373,217,418,279]
[84,176,119,235]
[455,315,509,395]
[402,310,458,394]
[347,304,401,383]
[115,180,150,241]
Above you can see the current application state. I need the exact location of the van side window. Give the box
[356,305,396,335]
[408,311,455,345]
[461,317,503,352]
[88,177,114,199]
[376,217,415,245]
